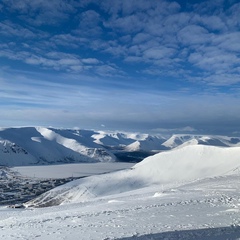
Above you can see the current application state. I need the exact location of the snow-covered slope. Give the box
[162,134,240,149]
[1,127,240,166]
[25,145,240,207]
[92,131,138,146]
[0,127,115,166]
[125,135,167,151]
[0,140,37,166]
[92,131,166,150]
[3,144,240,239]
[2,173,240,240]
[0,127,168,166]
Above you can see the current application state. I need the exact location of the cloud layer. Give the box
[1,0,240,84]
[0,0,240,133]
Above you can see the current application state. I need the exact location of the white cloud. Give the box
[82,58,100,64]
[177,25,211,45]
[2,0,76,26]
[1,0,240,88]
[50,34,88,48]
[226,2,240,29]
[143,46,176,60]
[132,33,151,44]
[0,21,36,38]
[79,10,101,27]
[188,45,240,74]
[203,73,240,86]
[213,32,240,52]
[95,64,123,77]
[103,14,143,33]
[1,68,240,133]
[152,126,197,133]
[191,15,227,32]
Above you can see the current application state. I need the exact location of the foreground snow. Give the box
[1,174,240,239]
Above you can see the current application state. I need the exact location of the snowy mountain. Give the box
[0,127,167,166]
[124,135,168,151]
[162,134,240,149]
[25,144,240,207]
[0,127,115,166]
[1,127,240,166]
[0,140,37,166]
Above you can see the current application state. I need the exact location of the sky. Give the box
[0,0,240,135]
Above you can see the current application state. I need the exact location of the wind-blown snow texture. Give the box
[1,127,240,166]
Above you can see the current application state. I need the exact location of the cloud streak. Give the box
[1,69,240,134]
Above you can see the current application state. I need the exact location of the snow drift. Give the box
[25,145,240,207]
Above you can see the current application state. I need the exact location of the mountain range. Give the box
[0,126,240,166]
[2,127,240,239]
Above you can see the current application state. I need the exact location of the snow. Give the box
[0,140,37,166]
[1,127,240,167]
[162,134,240,149]
[1,145,240,238]
[1,171,240,239]
[24,145,240,208]
[124,136,167,152]
[134,145,240,183]
[1,129,240,239]
[0,127,115,166]
[92,131,153,147]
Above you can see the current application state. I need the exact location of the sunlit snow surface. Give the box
[1,145,240,239]
[1,174,240,239]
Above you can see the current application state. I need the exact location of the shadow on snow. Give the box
[117,226,240,240]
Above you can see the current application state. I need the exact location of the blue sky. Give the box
[0,0,240,135]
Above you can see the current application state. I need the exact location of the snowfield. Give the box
[0,145,240,239]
